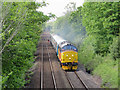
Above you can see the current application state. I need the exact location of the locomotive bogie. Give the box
[62,65,78,70]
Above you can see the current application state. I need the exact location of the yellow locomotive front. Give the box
[58,44,78,70]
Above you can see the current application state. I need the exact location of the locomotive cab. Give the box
[59,44,78,70]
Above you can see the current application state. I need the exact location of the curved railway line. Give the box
[29,32,100,89]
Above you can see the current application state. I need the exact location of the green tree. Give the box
[82,2,119,55]
[1,1,49,88]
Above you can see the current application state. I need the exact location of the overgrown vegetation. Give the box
[1,1,49,88]
[47,2,119,88]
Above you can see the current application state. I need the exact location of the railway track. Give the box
[64,71,74,88]
[64,71,89,89]
[37,33,99,89]
[28,33,99,88]
[40,38,57,89]
[41,35,89,89]
[74,71,89,89]
[41,44,43,89]
[46,45,57,90]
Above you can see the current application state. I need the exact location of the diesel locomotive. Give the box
[50,34,78,70]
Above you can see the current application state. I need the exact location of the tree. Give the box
[1,1,50,88]
[82,2,119,55]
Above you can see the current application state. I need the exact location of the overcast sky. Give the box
[36,0,84,17]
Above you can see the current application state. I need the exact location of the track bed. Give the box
[27,32,100,89]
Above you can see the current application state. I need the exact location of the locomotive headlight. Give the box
[69,58,71,59]
[72,55,74,56]
[66,55,68,56]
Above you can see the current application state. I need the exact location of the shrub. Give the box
[109,37,119,60]
[78,36,96,70]
[93,59,118,88]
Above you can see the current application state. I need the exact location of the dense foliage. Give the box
[1,2,49,88]
[80,2,119,88]
[82,2,119,56]
[47,2,119,88]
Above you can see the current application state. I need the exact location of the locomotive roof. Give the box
[51,34,72,48]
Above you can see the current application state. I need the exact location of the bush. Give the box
[93,59,118,88]
[78,36,118,88]
[2,40,37,88]
[78,36,96,70]
[109,37,119,60]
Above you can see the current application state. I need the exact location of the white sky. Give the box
[36,0,84,17]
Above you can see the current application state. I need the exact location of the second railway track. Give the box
[64,71,89,89]
[36,32,100,89]
[40,37,57,89]
[74,71,89,89]
[46,45,57,89]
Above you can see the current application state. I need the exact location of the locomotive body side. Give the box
[50,34,57,50]
[50,34,78,70]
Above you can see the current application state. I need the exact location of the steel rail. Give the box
[74,71,89,90]
[64,71,74,89]
[46,45,57,90]
[41,44,43,90]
